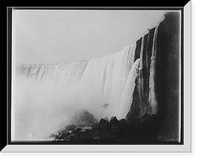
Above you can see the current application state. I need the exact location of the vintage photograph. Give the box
[11,8,182,144]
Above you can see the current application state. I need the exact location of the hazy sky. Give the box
[12,10,166,64]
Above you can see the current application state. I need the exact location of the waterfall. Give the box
[16,44,138,118]
[14,27,159,140]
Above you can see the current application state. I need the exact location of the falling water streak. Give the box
[149,26,158,114]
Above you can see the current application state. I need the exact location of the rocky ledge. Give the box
[49,111,165,144]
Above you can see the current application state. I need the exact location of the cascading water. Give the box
[14,26,159,140]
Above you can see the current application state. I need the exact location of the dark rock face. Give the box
[126,12,180,142]
[126,26,157,121]
[134,37,142,62]
[126,77,141,121]
[154,12,180,141]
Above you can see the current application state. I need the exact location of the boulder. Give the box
[110,116,118,125]
[63,124,76,132]
[70,110,98,127]
[99,118,111,131]
[72,127,82,134]
[110,116,120,134]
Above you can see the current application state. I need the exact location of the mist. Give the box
[14,69,123,140]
